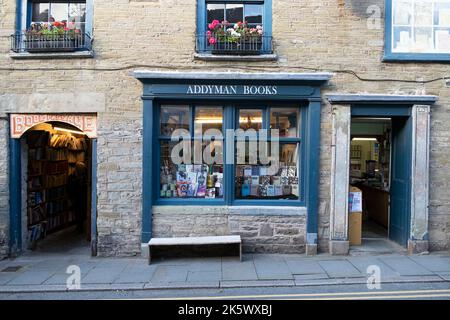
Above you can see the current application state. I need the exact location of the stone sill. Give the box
[194,53,278,62]
[10,50,94,59]
[153,205,306,216]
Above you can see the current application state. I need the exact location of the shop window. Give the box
[385,0,450,61]
[235,107,301,200]
[157,104,303,204]
[159,105,224,200]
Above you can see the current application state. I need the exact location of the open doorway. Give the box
[349,117,406,254]
[21,121,92,254]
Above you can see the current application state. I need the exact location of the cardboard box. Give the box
[349,212,362,246]
[349,186,362,246]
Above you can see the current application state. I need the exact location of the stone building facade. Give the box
[0,0,449,259]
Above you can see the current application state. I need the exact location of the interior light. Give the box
[239,117,263,123]
[352,138,378,141]
[195,118,223,124]
[54,127,86,135]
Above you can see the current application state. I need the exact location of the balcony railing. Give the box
[196,34,272,55]
[11,32,92,53]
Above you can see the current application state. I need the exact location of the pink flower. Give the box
[207,30,212,38]
[208,37,217,45]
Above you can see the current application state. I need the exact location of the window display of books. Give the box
[160,162,224,199]
[235,163,299,200]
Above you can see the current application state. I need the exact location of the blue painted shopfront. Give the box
[134,72,332,247]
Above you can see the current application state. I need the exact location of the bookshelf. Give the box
[26,130,86,244]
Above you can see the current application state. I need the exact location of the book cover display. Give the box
[160,163,223,199]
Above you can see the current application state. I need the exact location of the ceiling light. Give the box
[54,127,86,135]
[352,138,378,141]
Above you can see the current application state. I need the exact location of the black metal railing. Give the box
[11,32,92,53]
[196,34,272,55]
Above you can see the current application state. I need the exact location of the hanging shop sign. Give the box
[10,113,98,139]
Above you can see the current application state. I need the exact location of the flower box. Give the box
[25,37,78,53]
[211,39,263,55]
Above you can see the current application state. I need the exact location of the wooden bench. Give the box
[148,235,242,264]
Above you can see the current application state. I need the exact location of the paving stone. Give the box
[346,256,400,279]
[294,273,330,281]
[380,257,434,276]
[318,260,363,278]
[82,268,123,284]
[43,273,72,285]
[253,259,293,280]
[0,272,20,285]
[187,271,221,282]
[151,265,188,283]
[409,256,450,273]
[113,264,157,284]
[7,271,55,285]
[284,258,326,275]
[221,259,258,281]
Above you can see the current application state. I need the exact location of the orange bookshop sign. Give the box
[10,114,98,138]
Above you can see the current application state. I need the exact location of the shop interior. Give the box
[349,118,402,252]
[23,122,91,253]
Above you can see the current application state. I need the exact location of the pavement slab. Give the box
[82,267,124,284]
[7,271,54,286]
[253,259,293,280]
[220,280,295,288]
[409,256,450,273]
[187,271,221,282]
[318,260,363,278]
[284,258,326,275]
[221,259,258,281]
[380,256,434,276]
[151,265,188,283]
[346,256,400,279]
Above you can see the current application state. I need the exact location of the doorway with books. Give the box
[22,121,92,254]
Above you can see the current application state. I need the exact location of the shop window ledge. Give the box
[194,53,278,61]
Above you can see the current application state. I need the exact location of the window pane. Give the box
[239,109,263,131]
[413,27,433,52]
[435,28,450,53]
[160,141,224,199]
[270,108,300,138]
[393,1,412,25]
[414,1,433,26]
[435,2,450,27]
[160,105,190,136]
[393,26,412,52]
[226,4,244,24]
[207,4,225,23]
[32,3,50,23]
[68,3,86,30]
[194,107,223,136]
[50,3,69,22]
[235,143,300,200]
[244,4,263,24]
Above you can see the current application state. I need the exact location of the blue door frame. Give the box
[8,124,98,256]
[135,74,330,247]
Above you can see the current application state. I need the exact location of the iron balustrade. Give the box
[196,34,272,55]
[11,32,92,53]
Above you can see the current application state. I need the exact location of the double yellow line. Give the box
[153,289,450,300]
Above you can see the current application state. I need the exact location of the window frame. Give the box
[17,0,93,37]
[384,0,450,62]
[154,101,306,207]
